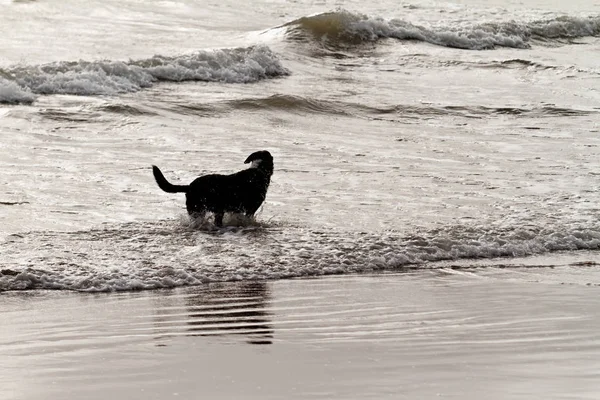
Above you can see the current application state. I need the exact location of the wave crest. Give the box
[284,9,600,50]
[0,45,289,104]
[0,77,36,104]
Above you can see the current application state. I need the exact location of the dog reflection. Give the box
[185,281,273,345]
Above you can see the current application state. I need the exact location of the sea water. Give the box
[0,0,599,290]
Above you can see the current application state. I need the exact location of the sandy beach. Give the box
[3,261,600,400]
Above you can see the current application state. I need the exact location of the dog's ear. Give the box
[244,150,272,164]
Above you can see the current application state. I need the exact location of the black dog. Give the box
[152,150,273,226]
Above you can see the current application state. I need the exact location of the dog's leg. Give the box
[189,211,206,220]
[214,212,224,227]
[186,196,207,221]
[244,211,256,223]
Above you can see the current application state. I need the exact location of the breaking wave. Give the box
[0,45,289,104]
[283,9,600,50]
[0,77,36,104]
[1,220,599,292]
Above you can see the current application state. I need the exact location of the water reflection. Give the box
[177,281,273,345]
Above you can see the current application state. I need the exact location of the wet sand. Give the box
[2,267,600,400]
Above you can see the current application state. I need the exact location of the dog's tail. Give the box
[152,165,189,193]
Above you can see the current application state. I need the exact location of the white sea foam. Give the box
[0,45,289,103]
[1,222,599,292]
[285,10,600,50]
[0,77,35,104]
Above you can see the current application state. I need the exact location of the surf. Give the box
[2,220,600,292]
[281,9,600,50]
[0,45,289,104]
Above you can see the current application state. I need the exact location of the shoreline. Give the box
[2,268,600,400]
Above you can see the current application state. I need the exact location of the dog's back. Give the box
[188,168,271,215]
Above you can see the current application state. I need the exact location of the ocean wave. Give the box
[0,77,36,104]
[283,9,600,50]
[166,94,596,119]
[0,45,289,104]
[1,220,599,292]
[175,94,353,116]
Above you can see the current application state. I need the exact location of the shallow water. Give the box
[2,272,600,400]
[1,0,600,285]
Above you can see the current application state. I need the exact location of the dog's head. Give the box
[244,150,274,174]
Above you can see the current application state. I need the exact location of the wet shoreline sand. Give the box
[2,264,600,400]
